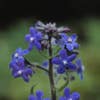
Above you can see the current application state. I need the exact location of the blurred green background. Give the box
[0,17,100,100]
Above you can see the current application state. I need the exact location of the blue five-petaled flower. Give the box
[28,90,50,100]
[59,33,79,51]
[9,48,33,82]
[52,49,77,74]
[59,87,80,100]
[25,27,42,51]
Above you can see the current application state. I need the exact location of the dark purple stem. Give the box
[48,36,56,100]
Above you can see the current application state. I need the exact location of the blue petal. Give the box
[71,34,77,42]
[59,96,66,100]
[68,63,76,70]
[52,57,60,64]
[64,88,70,98]
[44,98,50,100]
[24,68,33,76]
[16,48,22,53]
[76,59,84,73]
[60,33,68,40]
[57,66,65,74]
[16,57,25,67]
[59,49,67,58]
[22,73,29,82]
[22,68,33,82]
[76,59,84,80]
[79,73,83,80]
[66,43,73,51]
[12,70,21,78]
[29,27,37,35]
[28,95,36,100]
[73,43,79,49]
[34,41,41,50]
[28,43,34,51]
[36,90,44,100]
[71,92,80,100]
[56,39,65,48]
[67,54,77,62]
[23,49,29,55]
[13,48,25,59]
[9,61,19,70]
[36,32,42,40]
[25,34,31,42]
[76,59,82,67]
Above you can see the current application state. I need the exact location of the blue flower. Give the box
[11,48,29,64]
[11,65,33,82]
[12,48,29,58]
[52,49,77,74]
[28,90,50,100]
[9,48,33,82]
[76,59,84,80]
[59,33,79,51]
[59,87,80,100]
[25,27,42,51]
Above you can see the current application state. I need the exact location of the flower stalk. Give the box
[48,36,56,100]
[9,21,84,100]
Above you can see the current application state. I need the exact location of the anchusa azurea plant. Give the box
[9,21,84,100]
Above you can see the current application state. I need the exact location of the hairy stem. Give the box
[25,58,49,72]
[58,78,69,92]
[48,36,56,100]
[58,73,70,92]
[34,64,49,72]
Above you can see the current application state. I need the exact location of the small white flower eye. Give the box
[14,53,19,57]
[68,37,72,42]
[18,70,23,75]
[30,37,35,42]
[63,60,67,65]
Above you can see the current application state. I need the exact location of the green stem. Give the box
[58,73,70,92]
[25,58,49,73]
[58,79,69,92]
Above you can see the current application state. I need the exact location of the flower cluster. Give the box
[59,87,80,100]
[9,48,33,82]
[28,90,50,100]
[28,88,80,100]
[9,21,85,100]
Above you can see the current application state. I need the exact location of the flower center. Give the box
[18,70,23,75]
[68,98,72,100]
[63,60,67,65]
[30,37,35,42]
[14,53,19,57]
[68,37,72,42]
